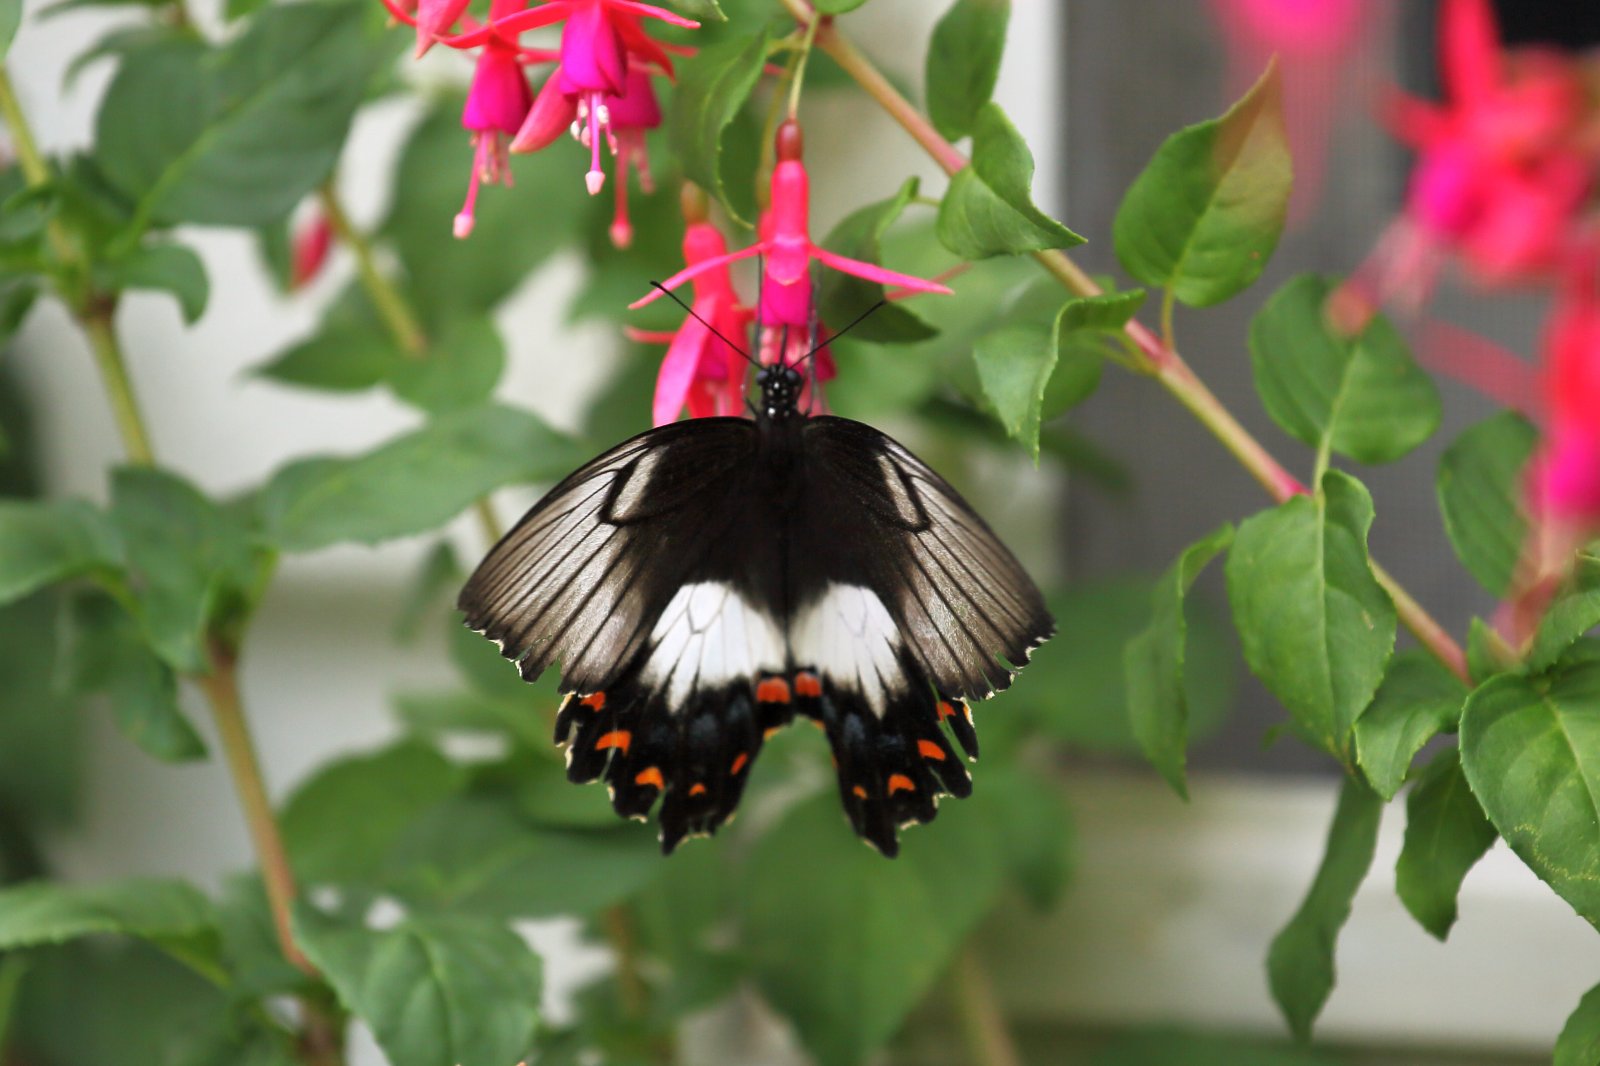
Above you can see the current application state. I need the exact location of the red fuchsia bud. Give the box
[290,212,334,290]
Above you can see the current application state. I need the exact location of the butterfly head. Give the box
[755,364,804,421]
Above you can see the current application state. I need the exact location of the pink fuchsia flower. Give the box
[453,22,541,238]
[632,120,952,329]
[446,0,696,196]
[630,206,754,425]
[1209,0,1375,223]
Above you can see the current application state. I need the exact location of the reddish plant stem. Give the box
[792,3,1471,686]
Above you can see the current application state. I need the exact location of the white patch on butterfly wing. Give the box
[641,582,786,710]
[607,447,665,522]
[789,583,904,715]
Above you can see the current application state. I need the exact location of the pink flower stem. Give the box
[798,2,1472,686]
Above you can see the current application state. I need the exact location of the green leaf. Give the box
[668,27,770,224]
[983,766,1074,910]
[215,874,305,999]
[1395,747,1496,940]
[95,5,383,229]
[0,498,121,606]
[1249,275,1440,464]
[1557,983,1600,1066]
[972,322,1055,461]
[385,96,588,322]
[812,0,869,11]
[1437,411,1539,596]
[1018,578,1236,754]
[0,592,80,826]
[1226,470,1396,765]
[294,905,542,1066]
[102,242,208,323]
[387,317,506,414]
[11,940,252,1066]
[937,103,1084,260]
[1459,652,1600,926]
[1266,776,1381,1042]
[1114,62,1290,307]
[1467,615,1513,683]
[1531,554,1600,671]
[393,540,463,643]
[1126,523,1234,799]
[1059,288,1146,333]
[1353,651,1468,800]
[254,320,403,392]
[0,0,21,56]
[259,404,582,552]
[925,0,1010,142]
[62,591,207,762]
[0,877,217,964]
[743,789,1010,1066]
[110,466,257,673]
[816,178,937,345]
[380,796,659,920]
[281,741,465,885]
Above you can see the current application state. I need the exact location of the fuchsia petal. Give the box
[607,0,700,29]
[511,70,578,152]
[1440,0,1499,105]
[653,314,712,426]
[605,70,662,130]
[380,0,419,26]
[415,0,471,54]
[760,273,813,327]
[615,15,676,78]
[810,246,955,295]
[441,2,573,50]
[630,244,764,308]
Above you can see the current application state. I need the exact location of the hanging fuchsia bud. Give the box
[632,119,952,328]
[290,211,334,290]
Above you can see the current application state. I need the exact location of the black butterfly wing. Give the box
[790,416,1055,855]
[458,417,794,850]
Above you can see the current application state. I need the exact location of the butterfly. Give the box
[458,309,1054,856]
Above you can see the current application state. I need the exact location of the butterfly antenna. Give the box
[645,281,760,368]
[797,298,888,368]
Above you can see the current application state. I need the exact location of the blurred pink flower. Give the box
[1210,0,1375,223]
[1335,0,1594,326]
[632,121,951,328]
[1531,254,1600,524]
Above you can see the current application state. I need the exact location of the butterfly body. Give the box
[460,367,1053,855]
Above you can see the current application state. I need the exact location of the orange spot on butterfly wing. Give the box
[917,739,946,761]
[851,785,869,800]
[635,766,664,789]
[794,671,823,698]
[595,730,631,753]
[730,752,750,775]
[688,782,708,797]
[581,691,607,710]
[887,774,916,795]
[756,678,792,704]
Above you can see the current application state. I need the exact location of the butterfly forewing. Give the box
[458,410,1053,855]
